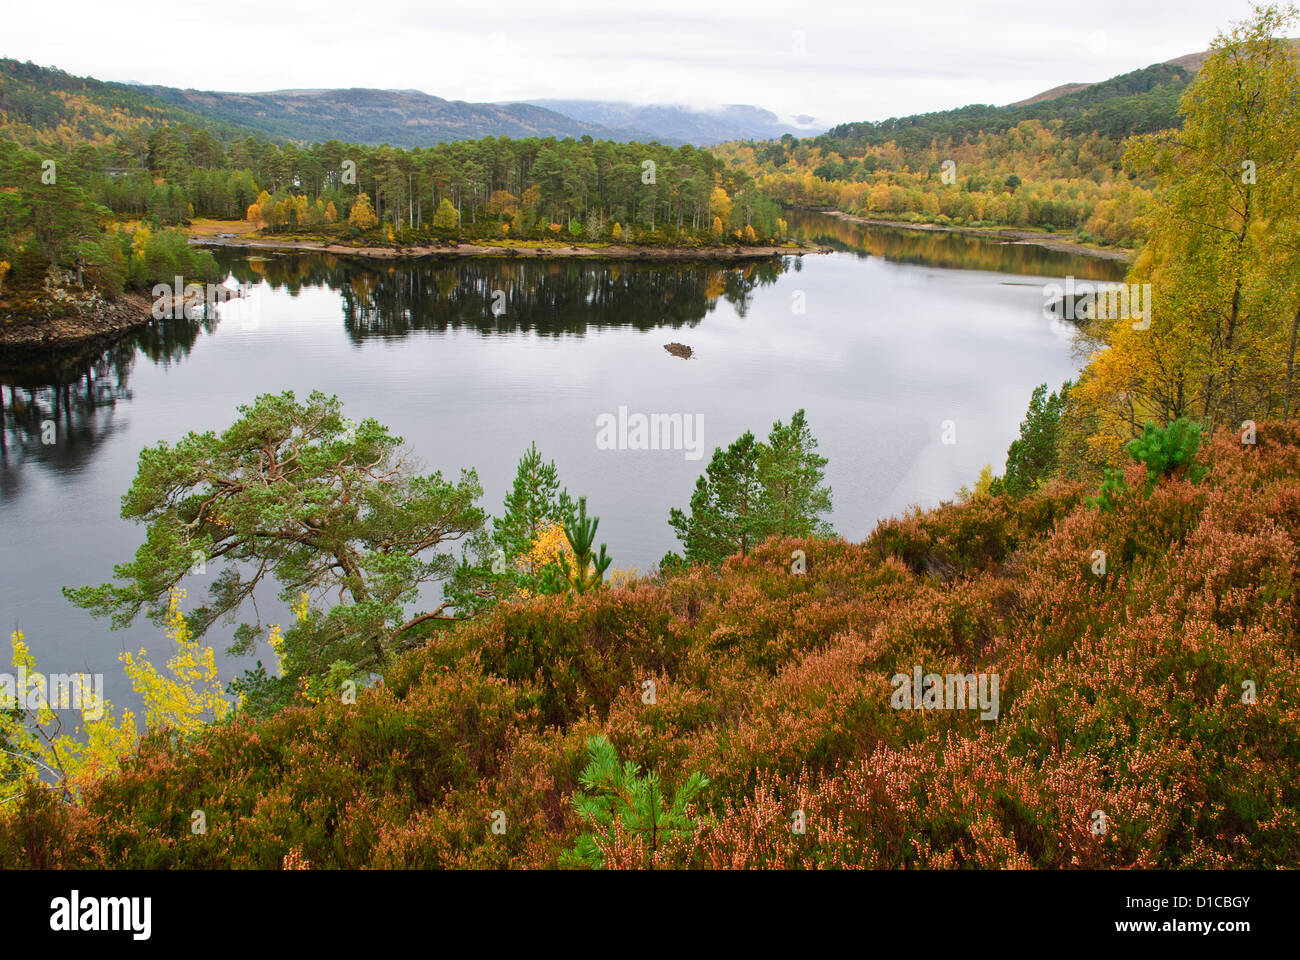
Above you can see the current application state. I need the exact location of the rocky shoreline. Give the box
[0,291,158,357]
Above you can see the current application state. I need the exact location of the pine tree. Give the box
[669,411,833,566]
[562,736,709,869]
[758,409,833,537]
[493,442,573,567]
[559,497,611,594]
[1090,417,1208,510]
[1002,381,1071,496]
[669,430,765,565]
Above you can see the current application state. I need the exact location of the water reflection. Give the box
[1,211,1120,496]
[784,208,1129,282]
[216,253,790,341]
[0,314,212,499]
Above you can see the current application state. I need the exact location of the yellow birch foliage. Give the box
[1,630,136,805]
[520,521,569,575]
[710,187,732,225]
[348,193,378,230]
[118,588,229,736]
[1072,6,1300,459]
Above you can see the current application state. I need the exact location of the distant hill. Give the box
[0,58,261,147]
[1007,82,1090,108]
[0,58,817,148]
[135,85,636,148]
[521,100,824,145]
[822,61,1199,151]
[1007,40,1300,113]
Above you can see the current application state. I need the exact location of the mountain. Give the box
[134,85,636,148]
[520,100,824,145]
[1007,82,1090,108]
[821,60,1199,151]
[1008,40,1300,111]
[0,58,262,147]
[0,58,815,149]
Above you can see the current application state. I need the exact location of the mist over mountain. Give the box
[519,100,824,145]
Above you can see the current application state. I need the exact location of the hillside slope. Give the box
[0,59,645,148]
[4,422,1297,869]
[137,85,637,147]
[823,61,1197,150]
[0,58,262,147]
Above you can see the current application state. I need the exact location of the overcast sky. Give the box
[1,0,1261,127]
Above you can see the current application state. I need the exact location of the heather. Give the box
[4,420,1297,869]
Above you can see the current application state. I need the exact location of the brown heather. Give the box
[3,423,1298,869]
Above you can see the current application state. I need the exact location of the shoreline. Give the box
[0,241,825,354]
[192,235,826,261]
[0,291,158,358]
[812,209,1135,263]
[2,208,1124,356]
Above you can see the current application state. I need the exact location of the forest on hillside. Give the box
[711,62,1221,246]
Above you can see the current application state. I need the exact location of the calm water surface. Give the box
[0,211,1126,711]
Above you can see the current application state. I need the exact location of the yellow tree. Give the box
[118,588,230,736]
[1,630,136,807]
[431,197,460,230]
[3,591,234,809]
[1074,4,1300,455]
[710,186,732,227]
[246,190,272,227]
[349,193,378,231]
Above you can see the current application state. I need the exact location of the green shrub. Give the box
[561,736,709,869]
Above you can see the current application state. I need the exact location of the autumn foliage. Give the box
[3,422,1299,868]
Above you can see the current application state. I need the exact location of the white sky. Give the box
[0,0,1260,127]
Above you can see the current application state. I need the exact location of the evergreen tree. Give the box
[669,410,833,566]
[669,430,765,565]
[559,497,612,594]
[447,443,573,609]
[1002,381,1071,496]
[493,442,573,565]
[65,391,486,692]
[562,736,709,869]
[759,409,833,537]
